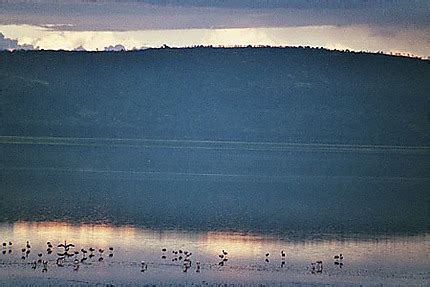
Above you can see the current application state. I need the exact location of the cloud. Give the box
[0,32,36,50]
[104,44,126,51]
[73,45,86,51]
[0,1,428,31]
[1,24,428,59]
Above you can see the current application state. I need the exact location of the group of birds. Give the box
[160,248,196,272]
[308,253,345,274]
[55,240,115,271]
[3,240,345,275]
[310,261,324,273]
[334,253,344,268]
[262,250,286,267]
[2,240,114,272]
[1,241,12,255]
[218,250,228,266]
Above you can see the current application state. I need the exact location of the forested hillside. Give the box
[1,47,429,146]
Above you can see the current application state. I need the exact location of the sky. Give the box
[0,0,429,57]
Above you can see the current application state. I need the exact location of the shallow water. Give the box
[0,222,429,286]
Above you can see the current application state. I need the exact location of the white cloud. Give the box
[0,32,36,50]
[0,24,428,58]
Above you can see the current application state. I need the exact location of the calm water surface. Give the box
[0,140,429,285]
[0,222,429,285]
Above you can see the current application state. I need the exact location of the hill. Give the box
[1,47,429,146]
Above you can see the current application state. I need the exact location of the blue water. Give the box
[1,137,428,237]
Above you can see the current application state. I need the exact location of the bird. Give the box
[8,242,12,247]
[162,248,167,252]
[316,261,323,273]
[140,261,147,272]
[281,250,285,257]
[56,257,65,267]
[334,254,343,260]
[42,260,48,273]
[98,248,104,254]
[26,241,31,249]
[109,247,114,252]
[57,251,68,257]
[58,241,74,251]
[265,253,270,257]
[222,250,228,256]
[47,242,53,248]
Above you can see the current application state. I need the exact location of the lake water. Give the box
[0,137,429,285]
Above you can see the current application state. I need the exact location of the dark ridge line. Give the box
[1,46,428,62]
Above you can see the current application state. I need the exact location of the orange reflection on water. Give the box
[11,221,138,249]
[201,232,262,258]
[4,221,430,267]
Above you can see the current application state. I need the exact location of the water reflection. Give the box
[1,221,429,284]
[1,221,429,266]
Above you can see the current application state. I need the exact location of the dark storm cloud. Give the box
[0,32,35,50]
[0,0,428,31]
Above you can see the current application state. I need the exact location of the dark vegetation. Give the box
[1,47,429,145]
